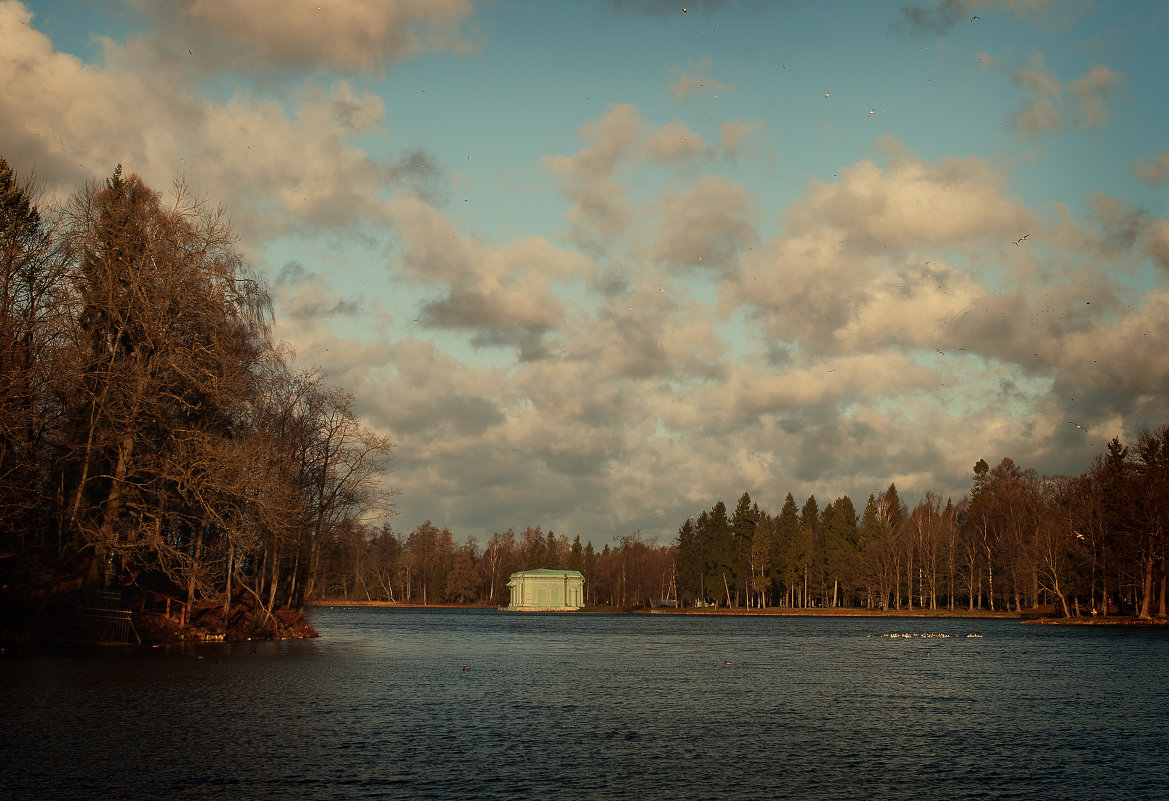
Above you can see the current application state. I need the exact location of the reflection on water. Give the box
[3,609,1168,800]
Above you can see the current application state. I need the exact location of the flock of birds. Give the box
[455,627,1111,673]
[880,632,983,638]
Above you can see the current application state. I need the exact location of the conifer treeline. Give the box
[0,158,393,633]
[674,440,1169,617]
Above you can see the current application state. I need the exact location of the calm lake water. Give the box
[3,608,1168,800]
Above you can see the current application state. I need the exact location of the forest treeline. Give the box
[316,431,1168,620]
[671,443,1168,619]
[1,158,393,637]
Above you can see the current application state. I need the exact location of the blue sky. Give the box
[4,0,1168,546]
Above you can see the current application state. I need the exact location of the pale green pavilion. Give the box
[506,569,585,611]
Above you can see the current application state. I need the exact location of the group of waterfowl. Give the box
[879,632,983,638]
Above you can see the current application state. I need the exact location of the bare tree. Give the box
[0,158,70,554]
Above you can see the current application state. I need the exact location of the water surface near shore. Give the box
[3,608,1167,800]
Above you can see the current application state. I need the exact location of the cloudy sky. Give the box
[4,0,1168,546]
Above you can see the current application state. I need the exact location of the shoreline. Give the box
[306,600,1169,625]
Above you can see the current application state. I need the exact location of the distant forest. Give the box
[3,158,1166,639]
[318,437,1167,621]
[1,158,393,637]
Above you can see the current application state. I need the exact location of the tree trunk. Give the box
[97,431,136,587]
[267,546,280,612]
[1159,562,1167,618]
[223,539,234,633]
[893,555,901,610]
[305,534,322,602]
[1139,552,1154,619]
[906,541,913,611]
[66,341,122,534]
[187,519,204,611]
[985,543,994,611]
[1101,568,1109,617]
[287,542,301,608]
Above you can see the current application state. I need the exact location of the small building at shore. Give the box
[506,569,585,611]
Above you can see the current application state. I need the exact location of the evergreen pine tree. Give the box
[796,495,819,607]
[703,501,734,606]
[772,493,801,606]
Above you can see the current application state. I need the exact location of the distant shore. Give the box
[306,600,1168,625]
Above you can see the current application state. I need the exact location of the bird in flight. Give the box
[971,16,980,22]
[1069,421,1087,432]
[1013,234,1030,245]
[868,109,876,117]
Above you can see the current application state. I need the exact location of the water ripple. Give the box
[3,610,1168,800]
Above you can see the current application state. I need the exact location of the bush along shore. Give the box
[133,590,319,644]
[2,578,317,656]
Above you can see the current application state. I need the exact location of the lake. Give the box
[2,608,1168,800]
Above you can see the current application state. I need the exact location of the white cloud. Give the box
[0,6,405,245]
[719,120,763,159]
[1067,64,1121,130]
[543,103,645,250]
[272,261,361,323]
[1012,56,1063,136]
[722,146,1036,351]
[787,148,1032,250]
[561,288,727,383]
[0,2,185,191]
[1145,218,1169,274]
[643,121,715,164]
[1132,153,1169,185]
[668,55,733,102]
[1047,291,1169,423]
[387,195,594,355]
[1005,56,1123,139]
[651,175,758,272]
[125,0,475,75]
[669,73,733,102]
